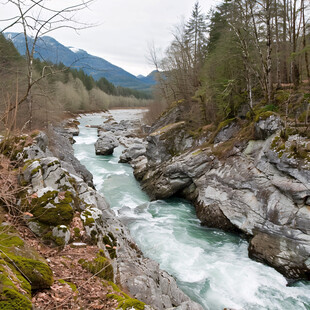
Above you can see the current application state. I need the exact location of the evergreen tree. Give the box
[185,1,208,84]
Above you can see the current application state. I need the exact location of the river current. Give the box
[73,110,310,310]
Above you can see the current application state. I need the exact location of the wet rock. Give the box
[249,232,310,279]
[95,132,119,155]
[119,142,146,163]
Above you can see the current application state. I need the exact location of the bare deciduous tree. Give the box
[0,0,96,130]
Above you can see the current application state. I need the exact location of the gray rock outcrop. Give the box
[19,129,203,310]
[254,114,283,140]
[132,114,310,280]
[119,140,147,163]
[46,125,94,187]
[95,132,119,155]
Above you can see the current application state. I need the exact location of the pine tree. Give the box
[185,1,208,85]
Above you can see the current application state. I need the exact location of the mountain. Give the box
[137,71,157,85]
[4,32,154,92]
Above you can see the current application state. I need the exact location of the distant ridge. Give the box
[137,71,157,85]
[4,32,155,92]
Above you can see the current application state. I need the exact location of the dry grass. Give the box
[0,154,25,216]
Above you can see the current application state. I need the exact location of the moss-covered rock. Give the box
[3,253,53,290]
[0,262,32,310]
[52,225,71,246]
[0,135,32,161]
[102,233,117,259]
[80,206,104,244]
[78,250,113,281]
[271,134,310,163]
[0,224,53,309]
[107,282,146,310]
[29,190,74,226]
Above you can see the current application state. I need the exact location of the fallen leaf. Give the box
[58,191,66,200]
[23,212,33,217]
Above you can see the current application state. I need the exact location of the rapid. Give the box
[73,110,310,310]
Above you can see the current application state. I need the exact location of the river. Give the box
[73,110,310,310]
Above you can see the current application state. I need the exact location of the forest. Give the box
[148,0,310,131]
[0,36,152,132]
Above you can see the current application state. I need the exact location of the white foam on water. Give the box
[73,112,310,310]
[75,152,88,161]
[93,175,104,190]
[74,135,97,145]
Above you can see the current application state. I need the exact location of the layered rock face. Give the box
[19,126,203,310]
[128,113,310,280]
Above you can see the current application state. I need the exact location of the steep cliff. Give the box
[124,106,310,280]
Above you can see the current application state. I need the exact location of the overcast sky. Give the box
[0,0,220,76]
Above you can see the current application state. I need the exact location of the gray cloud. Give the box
[1,0,219,76]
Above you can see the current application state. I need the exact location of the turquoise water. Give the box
[73,111,310,310]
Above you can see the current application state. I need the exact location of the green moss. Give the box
[73,227,80,239]
[58,279,77,292]
[275,90,290,105]
[254,111,274,123]
[0,135,29,160]
[84,217,95,227]
[0,233,24,250]
[271,136,280,148]
[30,166,42,177]
[192,149,202,156]
[107,281,121,292]
[2,253,53,290]
[106,280,145,310]
[47,160,60,167]
[102,234,117,259]
[107,293,145,310]
[150,121,185,137]
[0,221,52,308]
[30,191,74,226]
[0,287,32,310]
[118,298,146,310]
[0,260,31,295]
[22,159,39,172]
[0,260,32,309]
[79,251,113,281]
[54,237,65,246]
[217,118,236,131]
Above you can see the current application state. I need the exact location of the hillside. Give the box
[4,32,155,92]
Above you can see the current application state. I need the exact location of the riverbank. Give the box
[0,114,203,310]
[74,110,310,310]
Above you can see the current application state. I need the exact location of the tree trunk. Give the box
[266,0,273,103]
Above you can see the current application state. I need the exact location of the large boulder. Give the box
[95,132,119,155]
[119,141,146,163]
[146,122,194,166]
[214,120,240,144]
[254,113,283,140]
[48,126,94,187]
